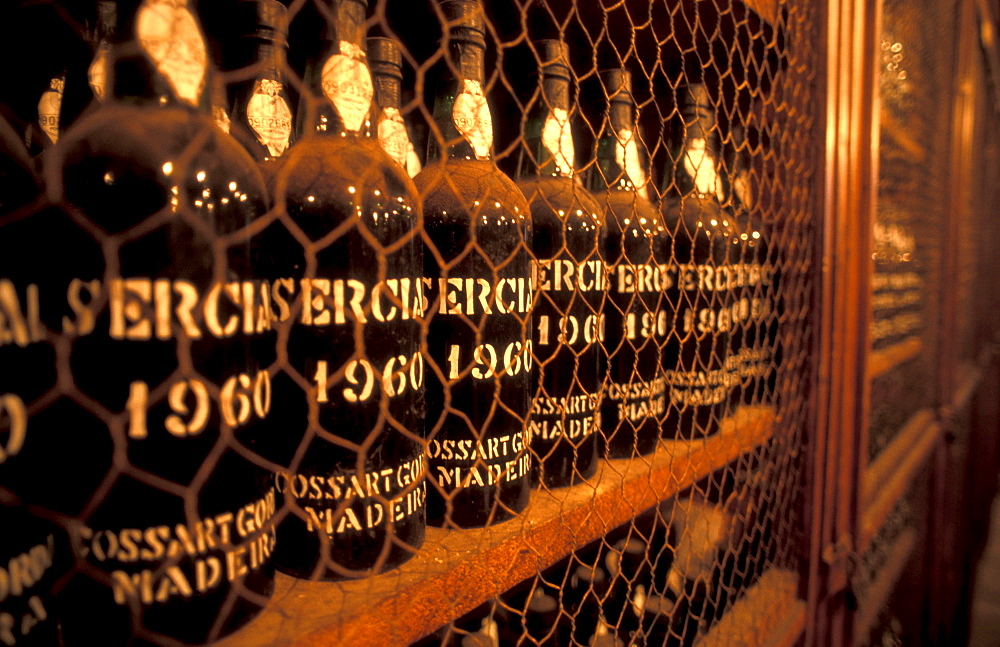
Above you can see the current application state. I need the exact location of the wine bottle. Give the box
[517,40,605,488]
[662,494,737,642]
[33,0,276,642]
[590,69,666,459]
[510,578,562,646]
[726,123,777,407]
[602,533,650,643]
[259,0,426,579]
[660,83,736,440]
[564,544,615,645]
[0,116,62,647]
[415,0,533,528]
[228,0,293,165]
[368,37,422,177]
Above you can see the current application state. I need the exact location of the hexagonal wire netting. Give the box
[0,0,818,644]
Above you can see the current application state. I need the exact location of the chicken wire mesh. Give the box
[868,0,956,461]
[853,465,930,647]
[0,0,818,645]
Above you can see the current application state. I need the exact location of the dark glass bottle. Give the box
[259,0,425,579]
[662,494,736,644]
[564,544,615,645]
[415,0,532,528]
[517,40,605,488]
[0,117,62,647]
[726,123,778,407]
[228,0,294,166]
[603,533,649,643]
[88,1,115,103]
[590,69,666,459]
[660,84,737,440]
[507,575,563,646]
[368,37,422,178]
[31,0,275,642]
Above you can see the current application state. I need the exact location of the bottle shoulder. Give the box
[56,103,262,177]
[271,135,419,204]
[661,194,735,236]
[516,175,603,225]
[49,103,267,234]
[595,189,661,231]
[413,158,529,220]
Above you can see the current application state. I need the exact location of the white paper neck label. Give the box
[542,107,574,176]
[683,138,726,201]
[615,128,648,200]
[378,107,411,169]
[321,40,373,132]
[89,44,109,102]
[247,79,292,157]
[37,76,64,144]
[452,79,493,160]
[136,0,207,106]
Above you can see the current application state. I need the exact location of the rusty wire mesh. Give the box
[868,0,956,461]
[0,0,819,645]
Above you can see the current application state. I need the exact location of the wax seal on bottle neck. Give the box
[368,36,403,78]
[235,0,288,44]
[440,0,486,47]
[537,39,571,79]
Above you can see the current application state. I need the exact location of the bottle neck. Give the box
[89,1,116,102]
[428,40,493,162]
[110,0,210,109]
[592,100,649,196]
[301,0,373,138]
[668,110,726,201]
[522,73,575,178]
[231,38,293,160]
[372,74,401,111]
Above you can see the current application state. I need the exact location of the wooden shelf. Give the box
[868,337,922,380]
[700,569,805,647]
[217,406,776,647]
[853,528,918,645]
[860,410,939,548]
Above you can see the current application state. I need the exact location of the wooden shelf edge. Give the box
[860,411,940,549]
[868,337,922,380]
[216,406,776,647]
[853,528,918,645]
[698,569,804,647]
